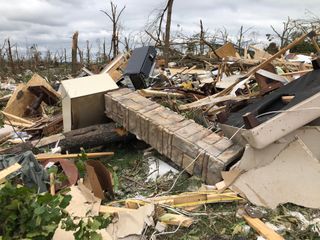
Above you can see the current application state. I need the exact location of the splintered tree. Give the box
[7,38,15,74]
[71,31,79,76]
[164,0,174,67]
[101,1,126,59]
[144,0,175,66]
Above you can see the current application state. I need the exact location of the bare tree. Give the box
[101,1,126,59]
[237,25,253,54]
[270,17,294,48]
[219,27,229,43]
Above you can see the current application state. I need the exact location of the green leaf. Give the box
[89,219,101,231]
[90,232,102,240]
[34,206,45,215]
[59,195,71,208]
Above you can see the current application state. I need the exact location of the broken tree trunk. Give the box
[60,122,134,152]
[164,0,174,67]
[71,31,79,76]
[7,38,15,74]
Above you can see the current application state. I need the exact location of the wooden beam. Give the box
[99,205,137,214]
[1,111,34,125]
[311,37,320,54]
[36,152,114,161]
[243,214,284,240]
[280,69,312,76]
[137,89,185,98]
[0,163,22,184]
[179,94,254,110]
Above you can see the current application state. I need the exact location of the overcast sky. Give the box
[0,0,319,55]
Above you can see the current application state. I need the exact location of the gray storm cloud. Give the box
[0,0,318,53]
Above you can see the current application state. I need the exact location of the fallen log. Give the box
[59,122,134,152]
[1,123,134,155]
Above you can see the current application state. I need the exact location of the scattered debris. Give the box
[1,17,320,240]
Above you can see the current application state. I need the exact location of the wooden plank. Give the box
[99,206,137,214]
[0,163,22,184]
[137,89,185,98]
[36,152,114,161]
[243,214,284,240]
[179,94,253,110]
[2,111,34,125]
[158,213,193,227]
[280,69,312,76]
[31,133,65,147]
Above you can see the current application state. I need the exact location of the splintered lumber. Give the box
[158,213,193,227]
[36,152,114,161]
[50,173,55,196]
[1,111,34,127]
[137,89,185,98]
[124,190,241,209]
[280,69,312,76]
[179,94,253,110]
[0,142,33,155]
[244,31,316,78]
[311,37,320,54]
[0,94,12,106]
[243,214,284,240]
[99,206,138,214]
[214,31,316,98]
[31,133,65,148]
[0,163,22,184]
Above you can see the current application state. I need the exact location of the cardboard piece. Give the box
[59,74,118,132]
[84,160,114,199]
[232,137,320,209]
[41,159,79,190]
[53,183,112,240]
[65,184,101,217]
[106,204,154,239]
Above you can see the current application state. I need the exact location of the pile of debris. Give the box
[1,30,320,239]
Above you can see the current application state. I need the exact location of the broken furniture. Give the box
[100,52,130,82]
[59,73,118,132]
[123,46,157,89]
[3,74,60,125]
[104,88,243,184]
